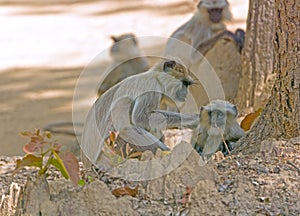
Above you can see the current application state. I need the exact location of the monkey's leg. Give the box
[151,110,200,129]
[110,96,170,153]
[225,122,246,141]
[119,125,170,153]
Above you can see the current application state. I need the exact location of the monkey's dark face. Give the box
[209,109,226,127]
[207,8,223,23]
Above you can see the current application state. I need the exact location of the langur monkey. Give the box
[44,34,149,138]
[164,0,245,108]
[152,100,245,158]
[165,0,235,64]
[81,59,199,165]
[97,33,149,97]
[193,100,245,158]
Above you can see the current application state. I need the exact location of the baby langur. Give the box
[193,100,245,158]
[81,59,199,165]
[97,33,149,97]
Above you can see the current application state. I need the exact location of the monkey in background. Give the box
[44,34,149,142]
[164,0,245,108]
[81,59,199,165]
[97,33,149,97]
[165,0,233,64]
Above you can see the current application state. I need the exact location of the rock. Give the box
[146,142,218,201]
[189,180,226,216]
[14,177,137,216]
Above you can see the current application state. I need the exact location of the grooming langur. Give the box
[81,59,199,165]
[44,34,149,138]
[97,33,149,97]
[193,100,245,158]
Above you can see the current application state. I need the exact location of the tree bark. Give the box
[235,0,300,154]
[236,0,275,111]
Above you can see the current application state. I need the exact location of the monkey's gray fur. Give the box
[193,100,245,158]
[164,0,232,65]
[153,100,245,158]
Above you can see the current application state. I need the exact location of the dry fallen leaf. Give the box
[112,185,139,197]
[241,108,263,131]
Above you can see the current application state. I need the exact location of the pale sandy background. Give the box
[0,0,248,156]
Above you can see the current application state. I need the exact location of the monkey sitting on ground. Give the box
[81,59,200,165]
[164,0,245,108]
[164,0,243,63]
[97,33,149,98]
[192,100,245,158]
[152,100,245,158]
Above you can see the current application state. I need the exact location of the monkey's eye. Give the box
[207,110,212,117]
[182,80,192,87]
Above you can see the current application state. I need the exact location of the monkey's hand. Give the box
[196,30,244,56]
[151,110,200,129]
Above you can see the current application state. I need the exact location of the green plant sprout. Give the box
[14,128,79,185]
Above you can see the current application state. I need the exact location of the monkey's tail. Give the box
[44,122,84,137]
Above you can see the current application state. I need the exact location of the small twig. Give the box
[216,127,231,155]
[91,165,101,179]
[287,160,300,174]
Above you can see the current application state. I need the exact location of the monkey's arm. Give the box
[151,110,200,129]
[196,30,245,56]
[225,122,246,141]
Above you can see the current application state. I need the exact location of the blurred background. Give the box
[0,0,248,156]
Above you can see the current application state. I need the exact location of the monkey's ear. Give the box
[110,36,118,42]
[197,1,202,9]
[200,106,204,115]
[163,60,176,72]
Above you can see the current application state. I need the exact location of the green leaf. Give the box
[58,152,80,185]
[14,154,43,173]
[44,131,52,139]
[78,179,85,186]
[87,176,93,182]
[50,152,69,179]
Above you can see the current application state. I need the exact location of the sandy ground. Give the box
[0,0,248,156]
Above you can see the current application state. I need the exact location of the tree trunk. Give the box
[235,0,300,154]
[236,0,275,111]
